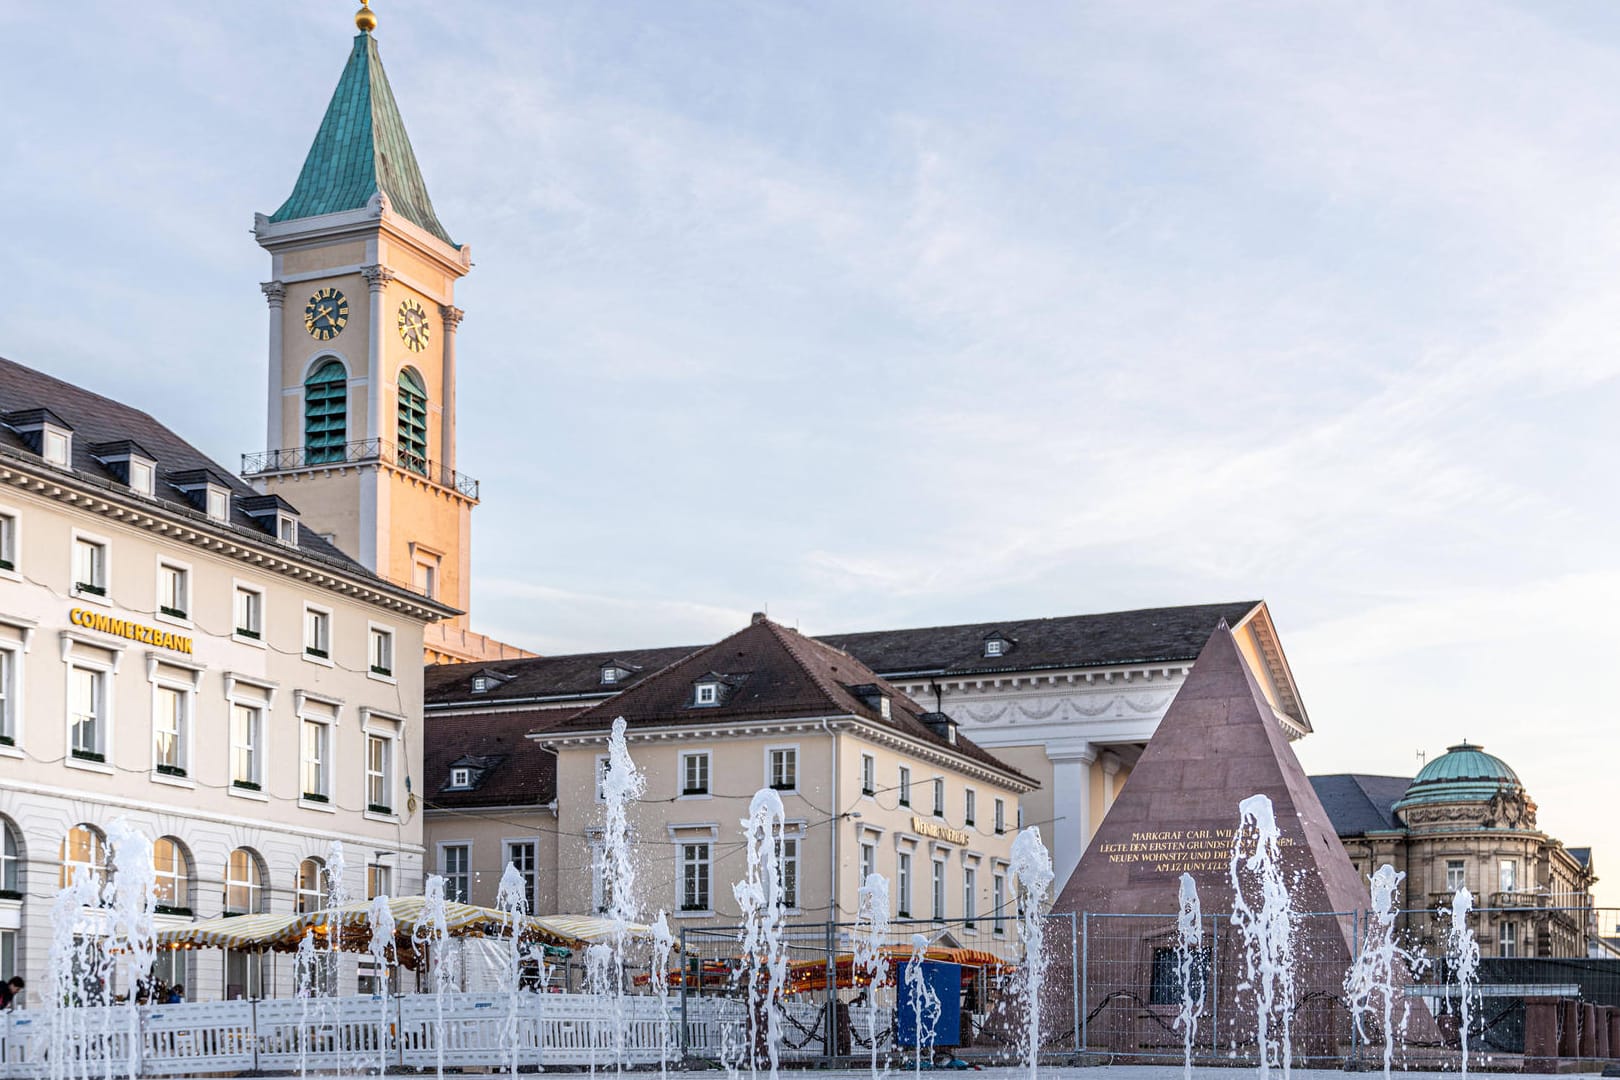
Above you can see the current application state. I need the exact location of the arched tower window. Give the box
[224,847,266,915]
[154,837,193,915]
[396,368,428,474]
[304,360,348,464]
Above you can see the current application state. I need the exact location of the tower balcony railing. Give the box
[242,439,479,500]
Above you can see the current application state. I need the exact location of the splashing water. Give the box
[733,788,789,1080]
[294,930,320,1079]
[413,875,455,1080]
[904,933,942,1076]
[594,717,647,1074]
[1444,888,1481,1079]
[322,842,350,1068]
[1175,872,1205,1080]
[1346,865,1428,1080]
[650,910,675,1080]
[1229,794,1297,1080]
[367,892,397,1077]
[495,862,531,1080]
[104,819,156,1080]
[1009,826,1053,1079]
[854,873,892,1080]
[47,864,103,1080]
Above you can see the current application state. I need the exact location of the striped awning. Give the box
[155,900,653,956]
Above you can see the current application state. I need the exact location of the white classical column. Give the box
[260,281,286,451]
[361,264,396,445]
[1100,750,1122,814]
[1048,743,1097,890]
[438,305,464,471]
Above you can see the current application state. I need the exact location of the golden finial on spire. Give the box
[355,0,377,33]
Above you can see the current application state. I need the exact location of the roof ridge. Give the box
[759,619,858,714]
[821,600,1263,640]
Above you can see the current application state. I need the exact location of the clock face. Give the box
[304,287,349,340]
[397,299,431,353]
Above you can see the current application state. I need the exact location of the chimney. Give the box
[751,611,768,625]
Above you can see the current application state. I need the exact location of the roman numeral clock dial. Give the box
[397,299,431,352]
[303,287,349,340]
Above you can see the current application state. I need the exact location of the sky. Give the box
[2,2,1617,912]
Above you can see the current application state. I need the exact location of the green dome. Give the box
[1393,742,1523,812]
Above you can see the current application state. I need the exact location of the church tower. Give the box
[245,2,530,664]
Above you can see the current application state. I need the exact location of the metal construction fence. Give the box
[674,906,1620,1069]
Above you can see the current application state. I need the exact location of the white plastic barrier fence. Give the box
[140,999,257,1076]
[255,995,392,1074]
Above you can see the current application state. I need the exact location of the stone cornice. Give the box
[253,196,472,279]
[0,455,452,623]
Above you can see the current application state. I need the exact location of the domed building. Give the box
[1311,743,1597,958]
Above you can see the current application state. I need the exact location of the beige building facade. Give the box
[0,358,451,1003]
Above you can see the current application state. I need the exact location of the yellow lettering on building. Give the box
[911,816,971,847]
[68,608,193,655]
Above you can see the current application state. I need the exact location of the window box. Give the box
[0,734,13,747]
[155,763,187,778]
[221,911,243,919]
[861,786,876,796]
[154,904,193,917]
[159,606,187,620]
[75,582,106,597]
[769,782,795,792]
[994,826,1005,836]
[964,818,975,827]
[232,779,261,792]
[72,748,105,763]
[680,904,708,913]
[305,646,329,659]
[0,558,12,572]
[897,911,912,920]
[302,791,329,804]
[235,627,260,640]
[682,788,709,797]
[0,889,22,902]
[370,664,392,677]
[898,798,910,808]
[963,921,976,931]
[367,803,393,816]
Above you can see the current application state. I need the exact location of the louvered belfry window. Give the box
[304,360,348,464]
[397,368,428,474]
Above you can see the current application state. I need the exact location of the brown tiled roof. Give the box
[550,617,1032,784]
[422,709,572,809]
[423,601,1262,708]
[0,356,433,605]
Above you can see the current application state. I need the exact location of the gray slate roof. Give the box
[1308,774,1412,837]
[0,355,406,592]
[425,600,1263,706]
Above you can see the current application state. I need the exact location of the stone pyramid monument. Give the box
[1051,623,1437,1059]
[1053,621,1369,924]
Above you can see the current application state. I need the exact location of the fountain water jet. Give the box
[1229,794,1297,1080]
[1008,826,1053,1080]
[1346,865,1428,1080]
[366,892,397,1077]
[293,930,319,1079]
[903,932,941,1076]
[1444,888,1481,1079]
[593,716,647,1074]
[413,874,455,1080]
[853,873,891,1080]
[733,788,788,1080]
[650,910,675,1080]
[1175,872,1205,1080]
[494,863,531,1080]
[103,818,156,1080]
[46,865,102,1080]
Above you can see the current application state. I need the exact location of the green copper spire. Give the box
[271,32,455,247]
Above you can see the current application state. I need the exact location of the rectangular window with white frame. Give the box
[591,844,613,913]
[932,858,946,920]
[441,844,470,904]
[963,865,977,927]
[897,850,913,918]
[898,765,912,807]
[0,510,17,574]
[303,605,331,660]
[767,746,798,791]
[0,647,15,746]
[68,663,107,762]
[506,840,539,914]
[860,841,876,883]
[231,703,262,790]
[680,841,712,911]
[776,835,800,910]
[1499,859,1517,893]
[1498,921,1517,958]
[152,683,189,777]
[994,797,1005,835]
[157,560,189,621]
[72,535,107,598]
[233,584,264,641]
[681,750,710,796]
[368,625,394,678]
[964,788,976,827]
[932,777,945,817]
[365,732,393,814]
[1446,860,1466,893]
[860,753,875,796]
[993,872,1007,934]
[301,718,330,802]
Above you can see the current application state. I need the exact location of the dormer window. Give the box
[471,676,490,694]
[240,493,300,544]
[6,409,74,469]
[129,459,155,496]
[694,681,720,707]
[277,514,298,545]
[42,428,71,467]
[879,697,892,721]
[207,488,230,522]
[92,441,160,496]
[602,667,620,685]
[449,767,471,788]
[172,468,236,524]
[983,636,1009,658]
